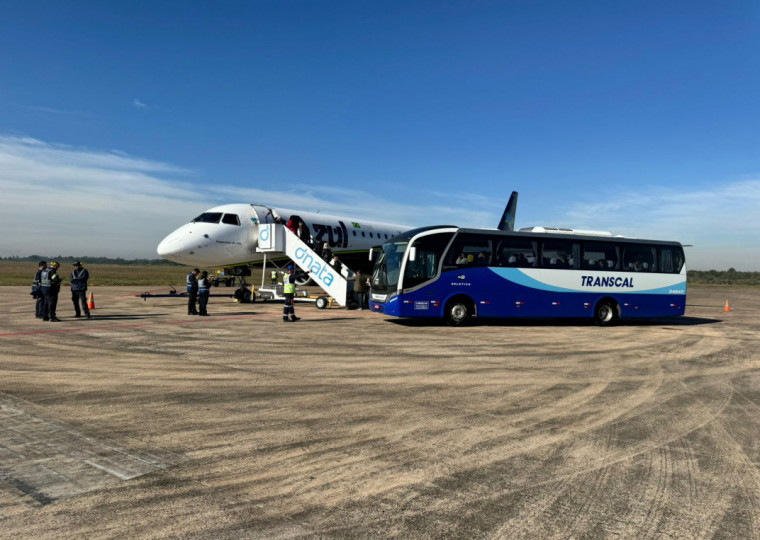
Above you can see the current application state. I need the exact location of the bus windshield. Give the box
[371,241,408,291]
[403,232,455,288]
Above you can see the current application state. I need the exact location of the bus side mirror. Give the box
[409,246,417,262]
[368,247,374,260]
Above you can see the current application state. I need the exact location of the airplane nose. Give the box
[157,234,182,259]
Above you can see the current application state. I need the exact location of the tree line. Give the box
[0,255,183,266]
[687,269,760,286]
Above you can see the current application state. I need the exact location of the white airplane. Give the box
[157,193,519,272]
[157,203,409,272]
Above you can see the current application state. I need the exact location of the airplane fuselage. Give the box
[157,203,408,269]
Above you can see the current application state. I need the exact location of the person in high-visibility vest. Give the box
[186,268,200,315]
[270,270,278,286]
[282,265,311,322]
[198,271,211,316]
[40,261,62,322]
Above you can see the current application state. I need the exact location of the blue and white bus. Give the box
[369,226,686,325]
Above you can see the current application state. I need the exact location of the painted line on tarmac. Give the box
[0,313,278,337]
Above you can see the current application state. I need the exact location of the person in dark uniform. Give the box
[352,269,369,310]
[33,260,47,319]
[282,265,311,322]
[70,261,91,319]
[187,268,200,315]
[40,261,62,322]
[321,243,333,262]
[198,270,211,316]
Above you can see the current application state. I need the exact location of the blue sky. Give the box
[1,1,759,269]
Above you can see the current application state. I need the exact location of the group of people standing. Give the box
[186,268,212,316]
[32,260,91,321]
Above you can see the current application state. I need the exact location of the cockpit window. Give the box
[192,212,222,224]
[222,213,241,226]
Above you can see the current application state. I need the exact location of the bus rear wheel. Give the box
[445,299,472,326]
[594,300,618,326]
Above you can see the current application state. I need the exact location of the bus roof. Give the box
[388,225,682,247]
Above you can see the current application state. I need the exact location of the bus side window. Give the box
[541,239,575,269]
[583,241,618,271]
[496,238,536,268]
[624,245,656,272]
[444,234,491,269]
[659,246,684,273]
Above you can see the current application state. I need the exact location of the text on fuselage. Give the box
[312,221,349,248]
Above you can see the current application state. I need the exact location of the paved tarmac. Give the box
[0,285,758,539]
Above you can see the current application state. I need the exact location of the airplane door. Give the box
[249,205,277,253]
[251,205,277,225]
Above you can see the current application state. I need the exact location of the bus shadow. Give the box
[83,314,164,321]
[387,316,721,328]
[623,316,721,327]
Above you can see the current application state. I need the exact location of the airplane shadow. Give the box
[388,315,721,328]
[204,311,263,316]
[80,314,164,321]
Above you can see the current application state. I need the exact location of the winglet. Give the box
[497,191,518,231]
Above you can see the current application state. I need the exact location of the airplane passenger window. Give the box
[353,231,356,236]
[370,232,373,238]
[362,232,365,237]
[222,214,241,226]
[192,212,222,224]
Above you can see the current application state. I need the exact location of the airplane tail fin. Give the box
[497,191,518,231]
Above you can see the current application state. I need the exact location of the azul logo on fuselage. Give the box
[312,220,349,248]
[581,275,634,288]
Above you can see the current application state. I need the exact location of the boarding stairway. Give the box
[256,224,353,306]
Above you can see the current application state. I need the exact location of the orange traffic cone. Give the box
[87,293,95,310]
[724,300,730,312]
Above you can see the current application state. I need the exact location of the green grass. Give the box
[0,261,267,287]
[4,260,759,288]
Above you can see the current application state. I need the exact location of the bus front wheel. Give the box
[594,300,618,326]
[445,299,472,326]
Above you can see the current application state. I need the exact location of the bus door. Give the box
[443,234,505,317]
[491,237,541,317]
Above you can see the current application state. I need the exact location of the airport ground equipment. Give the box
[256,224,355,307]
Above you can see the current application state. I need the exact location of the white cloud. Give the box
[558,182,760,270]
[132,98,148,109]
[0,136,205,258]
[0,135,494,259]
[0,134,757,270]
